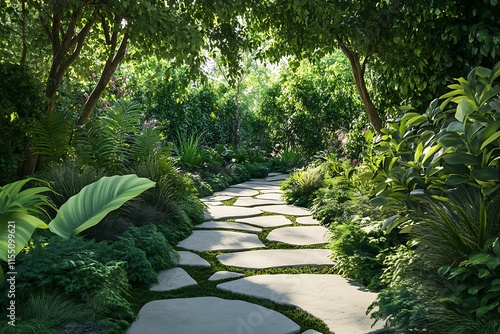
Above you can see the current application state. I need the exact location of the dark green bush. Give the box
[329,217,400,290]
[13,237,134,322]
[119,225,178,271]
[244,162,269,178]
[108,237,158,287]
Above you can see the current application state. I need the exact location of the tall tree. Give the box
[248,0,394,132]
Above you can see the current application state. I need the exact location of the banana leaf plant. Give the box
[0,174,155,278]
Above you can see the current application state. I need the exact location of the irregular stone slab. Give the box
[268,172,282,176]
[204,206,262,220]
[296,216,320,225]
[259,189,284,194]
[267,226,329,245]
[204,201,223,206]
[217,249,334,269]
[215,188,259,197]
[302,330,322,334]
[258,205,311,216]
[196,221,262,233]
[266,174,289,181]
[177,230,265,252]
[177,251,210,267]
[201,195,234,202]
[127,297,300,334]
[208,271,245,281]
[256,193,283,201]
[217,275,384,334]
[233,197,285,207]
[236,215,293,228]
[150,268,197,291]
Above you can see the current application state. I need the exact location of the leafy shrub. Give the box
[310,184,351,225]
[329,217,400,290]
[13,237,134,321]
[107,237,158,287]
[244,162,269,178]
[119,225,178,271]
[281,165,324,207]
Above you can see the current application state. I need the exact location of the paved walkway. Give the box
[128,173,384,334]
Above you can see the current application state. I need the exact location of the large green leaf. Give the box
[48,174,155,238]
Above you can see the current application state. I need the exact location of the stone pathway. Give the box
[128,173,384,334]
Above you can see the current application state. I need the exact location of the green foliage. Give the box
[173,131,206,171]
[38,161,103,207]
[119,225,178,271]
[30,112,73,165]
[310,185,351,225]
[440,237,500,324]
[18,291,94,326]
[329,217,398,290]
[48,174,156,239]
[281,165,325,207]
[0,178,54,263]
[14,237,133,321]
[0,63,45,184]
[108,237,158,287]
[367,62,500,234]
[258,53,364,157]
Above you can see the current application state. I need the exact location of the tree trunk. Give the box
[77,34,128,125]
[338,41,383,133]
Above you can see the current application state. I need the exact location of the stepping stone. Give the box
[204,206,262,220]
[233,197,285,207]
[266,226,330,245]
[268,172,283,176]
[302,330,322,334]
[296,216,320,225]
[208,271,245,281]
[266,174,289,181]
[127,297,300,334]
[196,221,262,233]
[259,189,284,194]
[215,188,259,197]
[256,193,283,200]
[201,195,234,202]
[258,205,311,216]
[204,201,223,206]
[177,251,210,267]
[217,275,384,334]
[236,215,293,228]
[217,249,334,269]
[177,230,265,252]
[150,268,197,291]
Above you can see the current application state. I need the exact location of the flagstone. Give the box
[217,274,383,334]
[177,251,210,267]
[266,226,330,245]
[233,197,285,207]
[215,187,259,197]
[204,206,262,220]
[258,204,311,216]
[256,193,283,200]
[200,195,234,202]
[196,221,262,233]
[177,230,265,252]
[217,249,334,269]
[127,297,300,334]
[208,271,245,281]
[236,215,293,228]
[296,216,321,225]
[149,268,197,292]
[266,174,289,181]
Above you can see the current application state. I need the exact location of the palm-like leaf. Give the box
[30,112,73,163]
[48,174,155,238]
[0,178,54,262]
